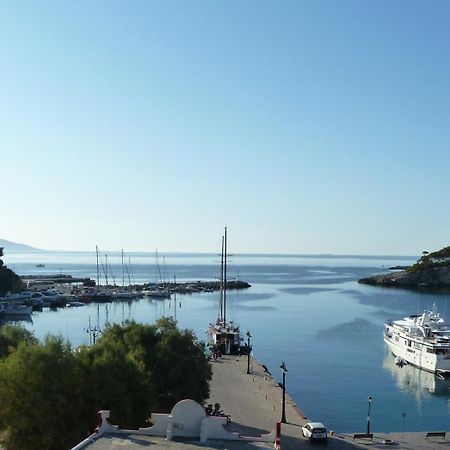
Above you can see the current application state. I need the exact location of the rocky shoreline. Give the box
[359,266,450,289]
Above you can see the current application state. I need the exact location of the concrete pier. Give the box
[208,355,450,449]
[74,354,450,449]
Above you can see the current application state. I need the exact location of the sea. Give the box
[3,250,450,434]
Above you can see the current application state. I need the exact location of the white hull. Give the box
[383,336,448,374]
[384,305,450,377]
[143,289,171,299]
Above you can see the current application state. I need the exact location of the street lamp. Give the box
[367,396,372,434]
[280,361,288,423]
[246,331,252,374]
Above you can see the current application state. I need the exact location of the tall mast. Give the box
[223,226,227,323]
[104,255,109,286]
[96,245,100,287]
[121,249,125,288]
[220,234,224,320]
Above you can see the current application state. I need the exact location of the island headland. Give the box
[359,246,450,289]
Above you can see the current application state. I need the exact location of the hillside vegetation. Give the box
[407,247,450,272]
[0,248,24,295]
[359,245,450,289]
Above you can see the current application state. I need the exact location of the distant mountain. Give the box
[0,239,43,253]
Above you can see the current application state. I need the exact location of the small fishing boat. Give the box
[384,304,450,378]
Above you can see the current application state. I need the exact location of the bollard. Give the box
[274,421,281,450]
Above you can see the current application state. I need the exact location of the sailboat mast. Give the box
[122,249,125,287]
[96,246,100,287]
[104,255,109,286]
[223,226,227,323]
[220,235,224,320]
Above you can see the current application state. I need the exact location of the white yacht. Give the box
[384,304,450,378]
[206,227,242,355]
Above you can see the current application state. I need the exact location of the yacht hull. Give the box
[384,308,450,377]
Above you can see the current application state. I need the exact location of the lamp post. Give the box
[367,396,372,434]
[280,361,288,423]
[246,331,252,374]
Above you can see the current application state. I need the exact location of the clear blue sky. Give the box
[1,1,449,255]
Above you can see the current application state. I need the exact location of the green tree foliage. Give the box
[75,340,153,429]
[97,318,212,412]
[0,320,212,450]
[153,319,212,410]
[408,246,450,272]
[0,248,24,295]
[0,324,37,359]
[0,337,86,450]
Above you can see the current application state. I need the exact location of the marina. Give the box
[4,251,450,434]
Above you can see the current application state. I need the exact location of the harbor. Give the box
[4,251,450,434]
[0,274,251,313]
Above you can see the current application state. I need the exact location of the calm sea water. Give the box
[4,251,450,433]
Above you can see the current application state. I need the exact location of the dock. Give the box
[72,354,450,449]
[208,355,450,449]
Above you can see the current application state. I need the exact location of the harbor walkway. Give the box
[74,354,450,449]
[208,355,450,450]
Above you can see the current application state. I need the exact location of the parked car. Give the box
[301,422,327,442]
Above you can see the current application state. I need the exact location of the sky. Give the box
[1,1,450,255]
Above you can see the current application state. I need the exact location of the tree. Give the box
[75,341,153,429]
[0,337,86,450]
[96,318,212,411]
[0,248,24,294]
[0,320,212,449]
[152,319,212,410]
[0,323,37,359]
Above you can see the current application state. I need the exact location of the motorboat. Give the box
[111,290,140,300]
[0,302,33,316]
[206,227,242,355]
[40,289,68,307]
[0,292,32,302]
[142,288,171,299]
[384,304,450,378]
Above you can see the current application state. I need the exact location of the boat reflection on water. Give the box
[383,350,450,403]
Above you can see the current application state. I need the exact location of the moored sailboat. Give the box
[206,227,242,355]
